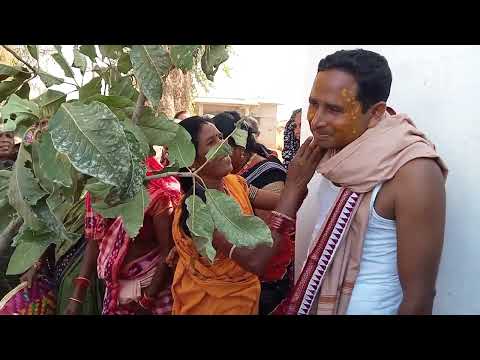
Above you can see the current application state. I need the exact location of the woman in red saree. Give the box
[64,156,181,315]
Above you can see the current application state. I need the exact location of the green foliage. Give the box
[52,46,75,79]
[99,45,124,60]
[117,53,132,74]
[0,45,275,282]
[79,45,97,62]
[201,45,230,81]
[92,187,150,238]
[130,45,172,108]
[48,101,133,188]
[206,141,232,161]
[170,45,201,72]
[205,189,273,248]
[137,108,178,146]
[72,46,88,75]
[26,45,39,60]
[186,194,216,262]
[166,125,195,168]
[32,90,67,119]
[79,77,102,101]
[38,71,63,88]
[0,94,39,133]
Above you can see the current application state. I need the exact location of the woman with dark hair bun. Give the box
[211,111,293,315]
[170,115,324,315]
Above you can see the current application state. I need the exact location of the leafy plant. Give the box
[0,44,271,274]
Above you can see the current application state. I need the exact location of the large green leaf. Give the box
[107,67,121,86]
[26,45,39,60]
[83,94,135,109]
[72,46,87,75]
[32,89,66,119]
[46,185,75,223]
[32,198,80,245]
[166,125,196,168]
[206,141,232,161]
[110,76,137,101]
[0,170,11,207]
[122,119,150,157]
[205,189,273,248]
[99,45,124,60]
[232,126,248,148]
[15,82,30,99]
[0,171,15,234]
[1,94,40,121]
[2,119,16,132]
[32,137,54,194]
[92,187,149,238]
[201,45,229,81]
[185,194,216,263]
[120,130,147,201]
[9,144,48,206]
[138,108,178,146]
[0,64,27,78]
[48,101,133,188]
[117,53,132,74]
[79,45,97,62]
[8,145,46,230]
[0,203,15,236]
[38,71,64,88]
[36,132,73,188]
[84,180,112,200]
[170,45,201,72]
[7,229,54,275]
[79,76,102,101]
[52,46,75,79]
[0,71,30,102]
[130,45,172,108]
[0,170,16,233]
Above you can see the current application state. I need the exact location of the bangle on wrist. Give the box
[69,297,83,304]
[73,276,91,289]
[228,245,237,259]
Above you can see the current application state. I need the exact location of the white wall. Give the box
[299,45,480,314]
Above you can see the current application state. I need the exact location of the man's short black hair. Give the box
[317,49,392,113]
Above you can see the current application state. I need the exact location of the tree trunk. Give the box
[158,68,193,118]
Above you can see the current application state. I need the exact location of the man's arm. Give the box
[395,158,446,315]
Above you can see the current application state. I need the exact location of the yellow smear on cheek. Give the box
[341,88,362,135]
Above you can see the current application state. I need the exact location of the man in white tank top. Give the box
[278,49,447,315]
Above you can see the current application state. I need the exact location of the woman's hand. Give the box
[64,299,83,315]
[284,136,325,201]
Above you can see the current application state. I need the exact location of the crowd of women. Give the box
[0,109,311,315]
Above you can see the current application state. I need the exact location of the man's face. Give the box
[307,69,371,150]
[0,132,14,159]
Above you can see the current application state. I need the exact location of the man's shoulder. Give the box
[391,158,445,198]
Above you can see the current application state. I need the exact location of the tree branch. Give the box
[144,171,207,188]
[132,92,146,125]
[1,45,37,75]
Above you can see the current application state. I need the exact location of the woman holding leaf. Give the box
[65,156,181,315]
[211,112,291,315]
[171,116,324,315]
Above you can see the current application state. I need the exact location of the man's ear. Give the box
[367,102,387,128]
